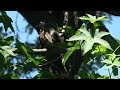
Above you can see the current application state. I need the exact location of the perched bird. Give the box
[38,21,62,47]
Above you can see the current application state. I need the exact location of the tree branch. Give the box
[32,48,47,52]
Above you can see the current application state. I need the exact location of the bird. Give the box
[38,21,62,47]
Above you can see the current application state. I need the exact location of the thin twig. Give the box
[113,45,120,53]
[32,48,47,52]
[32,48,71,53]
[39,56,65,77]
[39,56,61,67]
[108,69,111,79]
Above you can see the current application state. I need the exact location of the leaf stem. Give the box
[113,45,120,53]
[108,69,111,79]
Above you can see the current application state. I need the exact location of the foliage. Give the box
[0,11,45,79]
[0,11,14,32]
[63,14,120,79]
[0,11,120,79]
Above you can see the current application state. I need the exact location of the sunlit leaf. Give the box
[66,34,86,41]
[97,31,110,38]
[86,14,96,23]
[94,29,112,50]
[113,57,120,66]
[94,22,102,28]
[95,39,113,50]
[79,16,90,21]
[96,16,109,22]
[101,59,112,64]
[62,41,80,66]
[16,39,29,57]
[106,64,114,69]
[111,53,116,61]
[67,25,112,55]
[81,38,94,55]
[21,45,29,57]
[0,46,17,60]
[92,45,107,55]
[1,46,17,56]
[80,14,109,24]
[0,49,9,59]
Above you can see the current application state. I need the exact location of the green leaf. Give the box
[11,75,19,79]
[112,66,118,76]
[21,45,29,57]
[110,53,116,61]
[67,28,90,41]
[94,29,113,50]
[78,70,90,79]
[1,46,17,56]
[0,53,5,61]
[115,39,120,45]
[92,45,107,55]
[16,39,38,66]
[81,38,94,55]
[0,36,14,46]
[0,49,9,59]
[97,75,109,79]
[95,39,113,50]
[16,39,29,57]
[97,31,110,38]
[96,16,109,22]
[62,41,80,66]
[89,71,101,79]
[68,15,112,56]
[0,11,14,32]
[94,22,103,28]
[80,28,91,37]
[80,14,110,27]
[101,59,112,64]
[28,57,38,66]
[67,34,86,41]
[68,28,112,55]
[86,14,96,23]
[112,57,120,66]
[106,64,114,69]
[75,29,81,35]
[104,35,119,52]
[39,71,55,79]
[74,75,80,79]
[62,47,75,66]
[0,46,17,60]
[67,42,75,47]
[80,14,109,24]
[0,73,19,79]
[79,16,90,21]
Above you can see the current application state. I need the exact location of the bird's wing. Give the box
[45,32,53,43]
